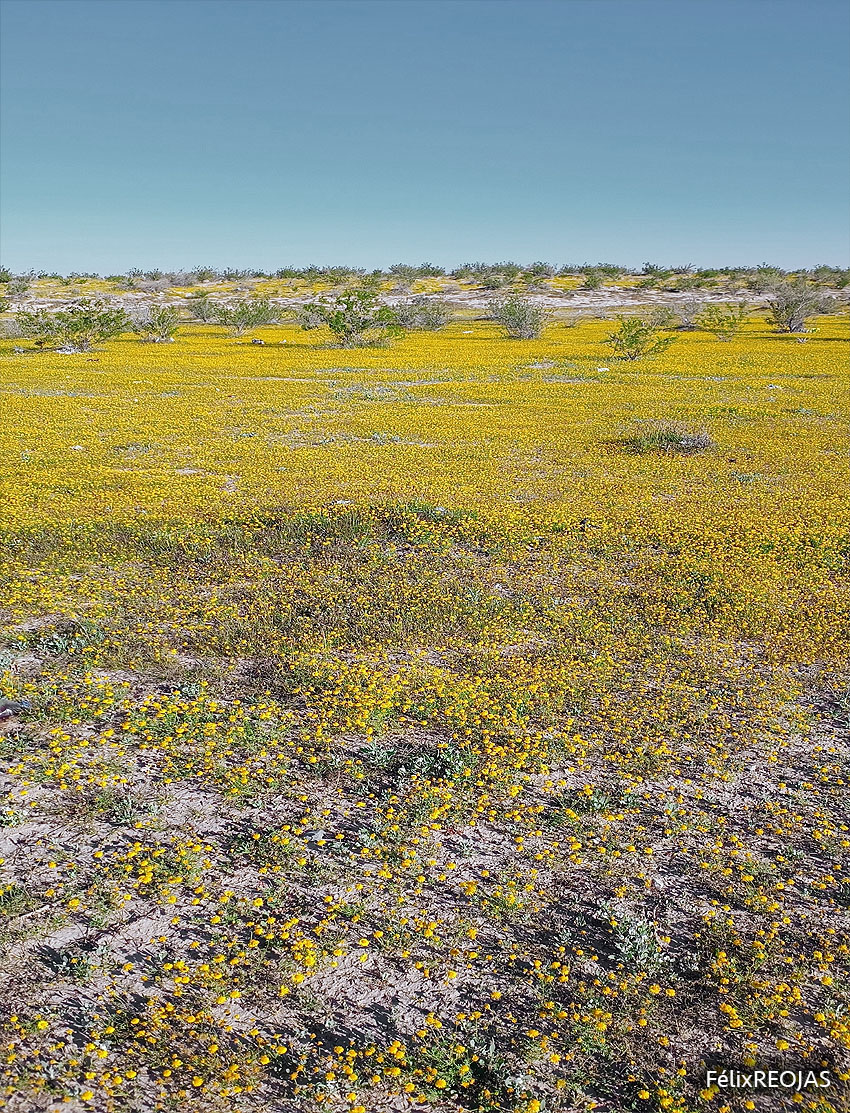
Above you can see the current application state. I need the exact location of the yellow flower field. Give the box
[0,314,848,1113]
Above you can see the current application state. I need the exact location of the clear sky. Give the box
[1,0,848,273]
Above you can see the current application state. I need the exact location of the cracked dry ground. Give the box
[0,508,847,1113]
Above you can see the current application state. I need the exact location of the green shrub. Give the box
[481,272,511,290]
[747,265,785,293]
[488,294,547,339]
[523,261,555,279]
[767,280,834,333]
[394,296,452,331]
[213,298,280,335]
[296,304,326,331]
[15,299,128,351]
[621,421,714,455]
[603,316,675,360]
[645,306,679,329]
[388,263,417,288]
[186,292,218,322]
[131,305,181,342]
[300,287,402,347]
[695,303,748,340]
[809,265,850,288]
[674,274,706,290]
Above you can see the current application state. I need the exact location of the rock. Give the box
[0,697,32,720]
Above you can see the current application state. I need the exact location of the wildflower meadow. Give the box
[0,289,848,1113]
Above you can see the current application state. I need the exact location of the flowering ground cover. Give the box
[0,316,847,1113]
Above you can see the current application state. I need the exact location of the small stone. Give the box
[0,697,32,719]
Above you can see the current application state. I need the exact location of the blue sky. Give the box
[1,0,847,272]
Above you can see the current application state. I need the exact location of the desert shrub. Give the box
[673,274,704,290]
[164,271,196,287]
[645,306,679,329]
[747,265,785,293]
[357,271,385,293]
[476,262,522,286]
[767,280,835,333]
[453,262,524,290]
[296,304,327,331]
[388,263,417,287]
[676,298,704,330]
[494,261,523,278]
[301,287,402,347]
[621,421,714,455]
[488,294,547,339]
[394,296,452,331]
[186,292,219,322]
[809,265,850,288]
[213,298,280,335]
[414,262,446,277]
[386,262,445,286]
[130,305,181,342]
[8,276,31,296]
[603,316,675,360]
[139,278,171,293]
[523,261,556,279]
[15,300,128,351]
[481,272,511,290]
[451,263,476,280]
[695,302,748,340]
[582,269,603,289]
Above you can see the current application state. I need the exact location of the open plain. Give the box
[0,293,848,1113]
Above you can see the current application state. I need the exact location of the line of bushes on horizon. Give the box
[1,261,848,296]
[4,281,839,354]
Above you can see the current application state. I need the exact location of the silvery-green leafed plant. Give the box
[604,315,675,360]
[695,303,749,340]
[767,280,835,333]
[213,298,281,335]
[15,299,129,351]
[185,292,219,321]
[130,305,181,342]
[394,296,453,331]
[488,294,548,339]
